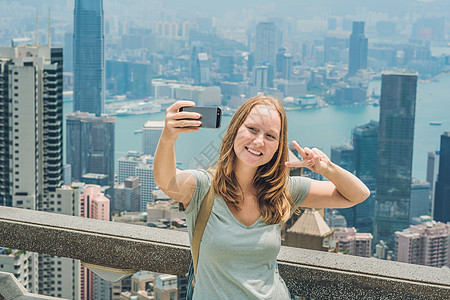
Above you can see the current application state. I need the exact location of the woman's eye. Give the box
[266,134,276,140]
[247,126,257,132]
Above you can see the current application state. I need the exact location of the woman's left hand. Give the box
[285,141,331,175]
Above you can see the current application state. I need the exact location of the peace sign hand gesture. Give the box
[285,141,331,175]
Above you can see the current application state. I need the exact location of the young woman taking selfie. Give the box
[154,94,370,300]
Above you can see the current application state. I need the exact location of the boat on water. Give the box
[429,121,442,126]
[134,129,143,134]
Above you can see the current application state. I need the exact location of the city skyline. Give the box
[0,0,449,298]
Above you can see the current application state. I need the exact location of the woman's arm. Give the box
[285,141,370,208]
[153,101,202,207]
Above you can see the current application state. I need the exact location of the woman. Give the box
[154,95,370,299]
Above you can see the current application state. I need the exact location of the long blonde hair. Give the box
[213,95,293,224]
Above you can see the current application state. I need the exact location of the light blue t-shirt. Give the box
[184,169,311,300]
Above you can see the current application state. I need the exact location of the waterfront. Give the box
[63,74,450,181]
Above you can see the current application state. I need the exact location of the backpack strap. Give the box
[191,173,215,283]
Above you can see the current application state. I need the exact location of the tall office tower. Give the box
[351,121,379,234]
[73,0,105,116]
[142,121,164,156]
[255,22,277,66]
[64,32,73,73]
[330,145,355,173]
[333,227,373,257]
[0,46,64,210]
[66,112,115,188]
[434,132,450,223]
[348,21,368,76]
[79,184,110,300]
[375,71,418,247]
[396,221,449,268]
[255,22,277,86]
[427,150,439,215]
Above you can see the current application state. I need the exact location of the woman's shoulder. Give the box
[188,169,212,189]
[287,175,312,206]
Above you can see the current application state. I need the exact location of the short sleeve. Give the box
[288,176,312,207]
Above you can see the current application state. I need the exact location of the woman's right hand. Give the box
[162,100,202,142]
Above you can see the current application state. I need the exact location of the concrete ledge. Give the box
[1,206,449,299]
[0,272,63,300]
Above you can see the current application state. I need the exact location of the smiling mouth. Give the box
[245,146,262,156]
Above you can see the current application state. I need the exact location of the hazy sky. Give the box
[3,0,450,20]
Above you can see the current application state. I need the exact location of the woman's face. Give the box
[233,105,281,170]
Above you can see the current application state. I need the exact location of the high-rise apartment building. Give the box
[73,0,105,116]
[0,248,35,292]
[434,132,450,223]
[375,71,418,247]
[136,163,157,212]
[333,227,373,257]
[66,112,115,188]
[0,46,64,210]
[348,21,368,76]
[396,221,449,268]
[142,121,164,156]
[38,186,81,299]
[0,45,80,298]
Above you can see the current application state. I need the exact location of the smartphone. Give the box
[179,106,222,129]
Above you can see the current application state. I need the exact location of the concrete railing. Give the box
[0,206,449,299]
[0,272,62,300]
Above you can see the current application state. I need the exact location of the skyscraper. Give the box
[427,150,440,215]
[348,21,368,76]
[375,71,418,247]
[66,112,115,188]
[255,22,277,87]
[331,121,378,234]
[434,132,450,223]
[352,121,379,234]
[0,46,64,210]
[73,0,104,116]
[255,22,277,66]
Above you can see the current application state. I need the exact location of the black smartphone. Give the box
[179,106,222,128]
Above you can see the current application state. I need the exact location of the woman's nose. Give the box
[254,134,264,146]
